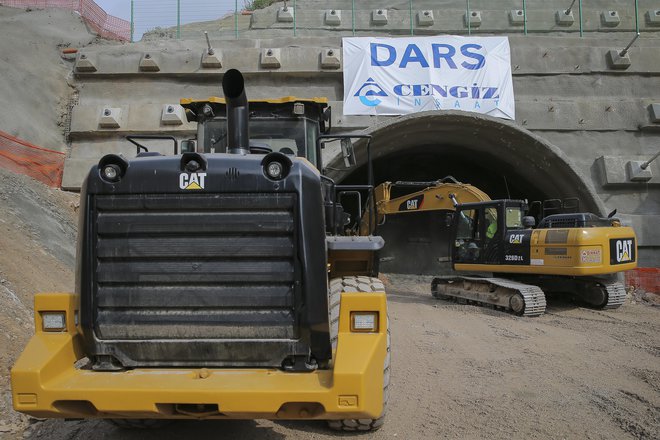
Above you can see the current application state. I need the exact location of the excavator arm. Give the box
[360,177,491,236]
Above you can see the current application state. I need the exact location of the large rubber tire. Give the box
[326,276,390,432]
[107,419,172,429]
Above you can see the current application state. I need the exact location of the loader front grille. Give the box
[86,192,305,367]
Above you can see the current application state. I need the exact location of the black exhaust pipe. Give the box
[222,69,249,155]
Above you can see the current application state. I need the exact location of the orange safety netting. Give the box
[625,268,660,294]
[2,0,130,41]
[0,130,65,188]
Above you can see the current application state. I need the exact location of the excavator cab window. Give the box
[505,207,523,229]
[453,202,505,265]
[456,209,478,241]
[454,209,481,262]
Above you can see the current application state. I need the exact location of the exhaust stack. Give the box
[222,69,249,155]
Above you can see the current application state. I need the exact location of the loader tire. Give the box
[108,419,171,429]
[327,276,390,432]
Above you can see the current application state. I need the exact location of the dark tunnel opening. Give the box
[340,143,548,203]
[328,111,604,275]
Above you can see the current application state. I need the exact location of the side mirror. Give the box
[321,106,332,134]
[181,139,196,153]
[522,216,536,228]
[341,138,356,168]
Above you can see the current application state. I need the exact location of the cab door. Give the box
[452,203,503,265]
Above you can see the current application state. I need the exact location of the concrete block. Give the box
[555,10,575,26]
[465,11,482,28]
[277,6,294,23]
[139,53,160,72]
[161,104,185,125]
[62,157,97,190]
[596,156,658,186]
[417,10,434,27]
[201,50,222,68]
[606,50,631,70]
[650,104,660,123]
[260,48,281,69]
[75,53,97,72]
[626,161,653,182]
[99,107,122,128]
[601,10,620,27]
[372,9,388,25]
[509,9,525,25]
[646,10,660,26]
[320,48,341,69]
[325,9,341,26]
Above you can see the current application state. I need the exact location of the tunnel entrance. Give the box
[330,111,604,275]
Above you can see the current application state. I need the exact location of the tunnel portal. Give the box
[331,111,604,275]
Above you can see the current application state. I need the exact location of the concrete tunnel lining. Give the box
[328,110,605,217]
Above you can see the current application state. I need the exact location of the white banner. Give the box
[342,36,515,120]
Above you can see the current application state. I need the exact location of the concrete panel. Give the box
[595,155,660,186]
[62,158,95,191]
[325,99,654,132]
[71,36,660,78]
[245,4,659,35]
[71,104,195,138]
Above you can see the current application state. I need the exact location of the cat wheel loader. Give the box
[11,69,390,432]
[364,178,637,317]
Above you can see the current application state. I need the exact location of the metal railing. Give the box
[129,1,659,42]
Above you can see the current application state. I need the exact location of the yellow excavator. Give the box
[362,177,637,317]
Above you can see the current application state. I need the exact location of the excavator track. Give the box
[601,282,626,309]
[431,276,546,317]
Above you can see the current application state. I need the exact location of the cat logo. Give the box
[509,234,524,244]
[609,238,635,265]
[179,172,206,190]
[398,195,424,212]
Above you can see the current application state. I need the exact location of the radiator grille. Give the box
[91,193,298,341]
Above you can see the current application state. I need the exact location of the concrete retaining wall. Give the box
[63,1,660,266]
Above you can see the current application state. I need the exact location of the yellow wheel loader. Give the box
[364,178,637,316]
[11,70,389,431]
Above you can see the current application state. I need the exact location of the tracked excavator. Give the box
[362,177,637,317]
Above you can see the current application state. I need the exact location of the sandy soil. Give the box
[0,7,110,152]
[1,256,658,439]
[0,168,78,435]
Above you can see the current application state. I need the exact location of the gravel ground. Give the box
[2,265,658,439]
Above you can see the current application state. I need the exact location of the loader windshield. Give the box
[203,117,318,166]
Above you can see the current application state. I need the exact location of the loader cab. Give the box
[180,97,330,170]
[452,200,530,266]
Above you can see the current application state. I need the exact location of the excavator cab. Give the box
[452,200,529,266]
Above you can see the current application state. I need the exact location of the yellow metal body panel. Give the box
[180,96,328,106]
[12,292,387,421]
[455,226,637,276]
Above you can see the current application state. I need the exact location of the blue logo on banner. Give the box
[354,77,388,107]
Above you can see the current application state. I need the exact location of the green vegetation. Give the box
[243,0,277,11]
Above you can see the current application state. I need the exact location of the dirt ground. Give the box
[0,197,658,440]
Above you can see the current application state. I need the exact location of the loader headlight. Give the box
[41,312,66,332]
[102,164,120,181]
[98,154,128,183]
[350,312,379,332]
[262,152,292,181]
[266,161,283,179]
